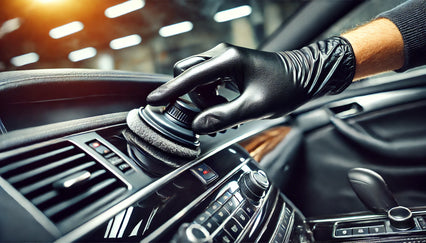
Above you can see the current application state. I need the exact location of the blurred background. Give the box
[0,0,303,75]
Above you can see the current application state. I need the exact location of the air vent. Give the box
[0,141,128,232]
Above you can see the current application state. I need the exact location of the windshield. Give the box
[0,0,303,75]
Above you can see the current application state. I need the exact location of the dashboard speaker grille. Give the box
[0,141,128,232]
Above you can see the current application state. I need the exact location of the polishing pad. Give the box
[126,108,200,159]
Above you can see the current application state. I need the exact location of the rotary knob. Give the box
[239,170,269,203]
[165,98,200,128]
[388,206,415,230]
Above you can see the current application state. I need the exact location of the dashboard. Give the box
[1,69,426,242]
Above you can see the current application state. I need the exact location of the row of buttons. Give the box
[88,140,133,173]
[335,224,386,237]
[192,187,256,243]
[271,206,293,243]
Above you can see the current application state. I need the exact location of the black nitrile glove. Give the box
[147,36,356,135]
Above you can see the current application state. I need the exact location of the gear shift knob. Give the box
[348,168,398,214]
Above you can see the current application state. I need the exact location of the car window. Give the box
[0,0,303,75]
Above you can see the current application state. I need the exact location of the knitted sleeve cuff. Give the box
[377,0,426,72]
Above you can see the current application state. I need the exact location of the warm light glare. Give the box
[159,21,193,37]
[110,34,142,50]
[68,47,97,62]
[11,52,40,67]
[105,0,145,18]
[49,21,84,39]
[37,0,58,3]
[214,5,252,22]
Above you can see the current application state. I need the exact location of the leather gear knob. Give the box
[147,37,355,135]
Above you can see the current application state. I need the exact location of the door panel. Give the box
[273,71,426,218]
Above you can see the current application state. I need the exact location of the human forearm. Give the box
[341,18,404,80]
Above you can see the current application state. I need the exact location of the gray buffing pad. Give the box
[123,129,184,170]
[126,108,200,159]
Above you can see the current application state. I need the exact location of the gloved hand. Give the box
[147,36,356,135]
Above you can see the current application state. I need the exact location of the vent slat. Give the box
[8,153,86,185]
[0,145,75,175]
[20,161,97,196]
[44,178,117,218]
[32,190,59,206]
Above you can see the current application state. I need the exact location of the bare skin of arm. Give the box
[342,18,405,81]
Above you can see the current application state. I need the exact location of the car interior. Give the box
[1,0,426,242]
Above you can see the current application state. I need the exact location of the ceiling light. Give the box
[49,21,84,39]
[68,47,97,62]
[10,52,39,67]
[0,18,21,38]
[214,5,252,23]
[110,34,142,50]
[105,0,145,18]
[159,21,193,37]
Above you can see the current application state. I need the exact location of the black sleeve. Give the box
[377,0,426,72]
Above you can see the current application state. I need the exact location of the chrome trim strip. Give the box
[255,187,280,242]
[309,214,387,224]
[309,209,426,224]
[284,211,295,242]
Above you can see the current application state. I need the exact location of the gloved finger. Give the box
[147,47,240,105]
[173,56,208,77]
[192,92,258,134]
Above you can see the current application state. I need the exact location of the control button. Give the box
[227,186,238,194]
[242,202,256,217]
[190,163,218,184]
[88,141,101,148]
[88,141,112,156]
[206,202,221,215]
[195,212,210,224]
[211,208,230,225]
[108,156,123,165]
[273,226,286,243]
[284,207,292,221]
[224,218,243,239]
[418,217,426,229]
[234,208,250,226]
[233,191,244,203]
[352,227,368,235]
[368,225,386,234]
[214,231,234,243]
[203,218,219,233]
[117,163,131,173]
[223,196,239,214]
[217,191,232,205]
[335,228,352,237]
